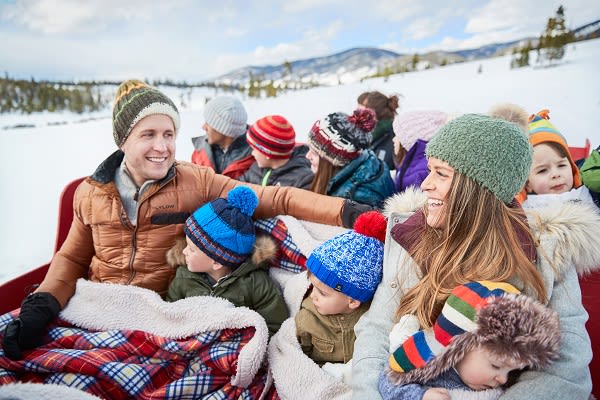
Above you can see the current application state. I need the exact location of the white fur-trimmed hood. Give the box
[383,190,600,277]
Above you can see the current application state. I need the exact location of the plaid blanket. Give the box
[254,217,348,274]
[0,280,279,400]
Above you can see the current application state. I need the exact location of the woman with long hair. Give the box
[352,114,600,399]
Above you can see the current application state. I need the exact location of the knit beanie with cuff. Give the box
[112,79,180,147]
[203,96,248,138]
[247,115,296,159]
[305,211,386,303]
[426,113,532,204]
[184,186,258,268]
[308,108,377,167]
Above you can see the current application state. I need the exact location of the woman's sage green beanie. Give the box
[425,113,532,204]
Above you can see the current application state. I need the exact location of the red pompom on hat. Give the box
[354,210,387,243]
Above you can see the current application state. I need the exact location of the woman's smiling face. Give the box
[420,157,455,228]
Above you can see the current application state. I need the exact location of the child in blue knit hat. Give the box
[295,211,387,366]
[166,186,288,336]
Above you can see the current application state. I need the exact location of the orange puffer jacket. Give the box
[38,150,344,307]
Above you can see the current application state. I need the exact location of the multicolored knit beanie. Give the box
[112,79,180,147]
[308,108,377,167]
[388,281,561,386]
[426,113,532,204]
[203,96,248,138]
[247,115,296,159]
[527,109,581,188]
[184,186,258,268]
[306,211,386,302]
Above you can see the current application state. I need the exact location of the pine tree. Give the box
[411,53,419,71]
[537,5,574,65]
[510,40,531,68]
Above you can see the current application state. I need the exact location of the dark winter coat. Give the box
[37,150,346,308]
[191,134,254,179]
[238,145,314,189]
[166,239,288,336]
[328,150,395,208]
[394,139,429,192]
[370,120,396,171]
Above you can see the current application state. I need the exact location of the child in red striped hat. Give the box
[380,281,561,400]
[239,115,314,189]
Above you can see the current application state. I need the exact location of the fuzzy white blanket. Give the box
[268,271,352,400]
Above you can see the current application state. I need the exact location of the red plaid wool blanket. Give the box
[0,280,278,400]
[254,217,348,274]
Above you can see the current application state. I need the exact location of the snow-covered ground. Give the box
[1,39,599,284]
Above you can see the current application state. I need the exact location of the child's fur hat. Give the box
[387,281,561,386]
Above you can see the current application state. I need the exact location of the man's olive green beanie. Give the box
[112,79,180,147]
[425,113,532,204]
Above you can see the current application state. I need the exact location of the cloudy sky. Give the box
[2,0,598,82]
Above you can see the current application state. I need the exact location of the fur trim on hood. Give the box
[387,293,561,386]
[383,190,600,277]
[166,235,278,268]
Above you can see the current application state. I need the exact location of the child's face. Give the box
[251,148,273,169]
[305,148,320,174]
[455,346,525,391]
[308,273,355,316]
[526,143,574,195]
[183,237,213,273]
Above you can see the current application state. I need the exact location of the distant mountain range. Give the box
[210,19,600,87]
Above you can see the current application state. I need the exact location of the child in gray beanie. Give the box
[191,96,253,178]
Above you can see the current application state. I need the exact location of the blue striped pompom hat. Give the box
[184,186,258,268]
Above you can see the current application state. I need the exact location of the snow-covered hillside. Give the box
[1,38,599,284]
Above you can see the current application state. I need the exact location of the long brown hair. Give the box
[310,157,340,194]
[395,172,546,327]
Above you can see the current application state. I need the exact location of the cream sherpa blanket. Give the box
[268,271,352,400]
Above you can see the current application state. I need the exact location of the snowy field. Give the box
[1,38,599,284]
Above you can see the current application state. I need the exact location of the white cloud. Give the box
[403,17,445,40]
[1,0,599,81]
[208,20,343,76]
[0,0,223,35]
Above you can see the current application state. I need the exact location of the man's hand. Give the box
[2,292,61,360]
[340,199,379,228]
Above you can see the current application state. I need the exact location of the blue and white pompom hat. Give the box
[306,211,387,302]
[184,186,258,268]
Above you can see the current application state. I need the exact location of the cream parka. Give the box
[352,188,600,400]
[37,150,345,307]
